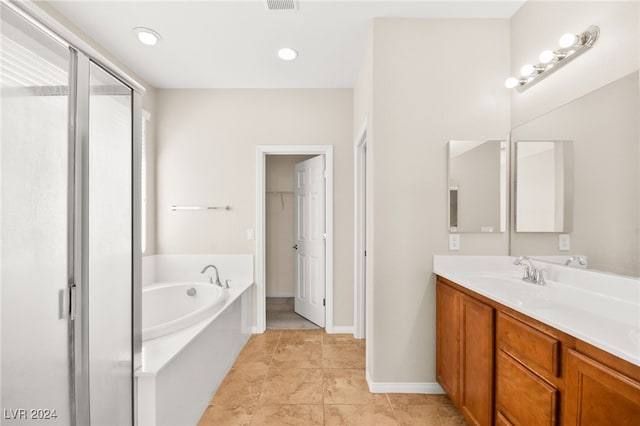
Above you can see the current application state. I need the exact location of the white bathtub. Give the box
[142,282,227,341]
[137,255,254,426]
[137,271,253,425]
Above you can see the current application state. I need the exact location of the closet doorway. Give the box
[266,155,319,329]
[256,145,334,333]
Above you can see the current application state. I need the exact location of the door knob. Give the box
[293,244,298,250]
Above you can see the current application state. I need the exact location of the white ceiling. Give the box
[50,0,525,89]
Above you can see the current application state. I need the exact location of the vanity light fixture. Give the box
[277,47,298,61]
[133,27,161,46]
[505,25,599,91]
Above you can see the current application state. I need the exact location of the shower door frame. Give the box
[3,1,144,424]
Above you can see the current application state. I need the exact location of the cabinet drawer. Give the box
[497,311,560,378]
[497,351,558,426]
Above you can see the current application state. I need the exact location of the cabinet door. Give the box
[436,280,460,403]
[564,349,640,426]
[460,294,494,426]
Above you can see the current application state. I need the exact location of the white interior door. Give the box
[294,155,326,327]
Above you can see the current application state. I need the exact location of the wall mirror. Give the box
[515,140,573,232]
[448,140,507,233]
[510,71,639,277]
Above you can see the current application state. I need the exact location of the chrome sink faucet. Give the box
[513,256,546,285]
[200,264,229,288]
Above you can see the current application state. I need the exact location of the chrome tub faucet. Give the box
[200,264,229,288]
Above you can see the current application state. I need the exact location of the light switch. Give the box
[448,234,460,251]
[559,234,570,251]
[246,228,255,240]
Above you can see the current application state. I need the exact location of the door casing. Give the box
[256,145,334,333]
[354,118,367,340]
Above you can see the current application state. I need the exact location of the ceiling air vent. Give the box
[265,0,298,11]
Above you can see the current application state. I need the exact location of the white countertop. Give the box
[433,256,640,367]
[136,281,254,376]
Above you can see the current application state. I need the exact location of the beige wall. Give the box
[155,89,354,326]
[37,1,158,255]
[265,155,313,297]
[354,26,374,138]
[510,1,639,127]
[353,25,375,369]
[361,18,511,384]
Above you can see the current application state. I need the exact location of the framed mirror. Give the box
[448,140,507,233]
[515,140,573,232]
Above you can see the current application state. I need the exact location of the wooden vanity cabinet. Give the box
[436,275,640,426]
[436,277,494,426]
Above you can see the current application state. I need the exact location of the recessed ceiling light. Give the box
[133,27,161,46]
[278,47,298,61]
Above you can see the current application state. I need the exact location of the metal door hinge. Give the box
[323,298,326,306]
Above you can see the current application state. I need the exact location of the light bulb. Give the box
[504,77,520,89]
[539,50,556,64]
[520,64,536,77]
[559,33,579,48]
[277,47,298,61]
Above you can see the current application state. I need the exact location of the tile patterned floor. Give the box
[266,297,321,330]
[198,330,467,426]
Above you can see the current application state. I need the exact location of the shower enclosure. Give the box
[1,2,142,424]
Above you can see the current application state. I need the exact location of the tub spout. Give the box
[201,264,222,287]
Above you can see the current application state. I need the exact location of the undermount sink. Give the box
[478,272,526,283]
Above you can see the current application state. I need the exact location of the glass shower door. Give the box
[1,5,140,425]
[87,62,133,425]
[1,5,73,424]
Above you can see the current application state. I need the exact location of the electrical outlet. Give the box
[448,234,460,251]
[246,228,255,240]
[559,234,570,251]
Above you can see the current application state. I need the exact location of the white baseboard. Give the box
[265,291,294,298]
[328,325,355,334]
[366,370,445,394]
